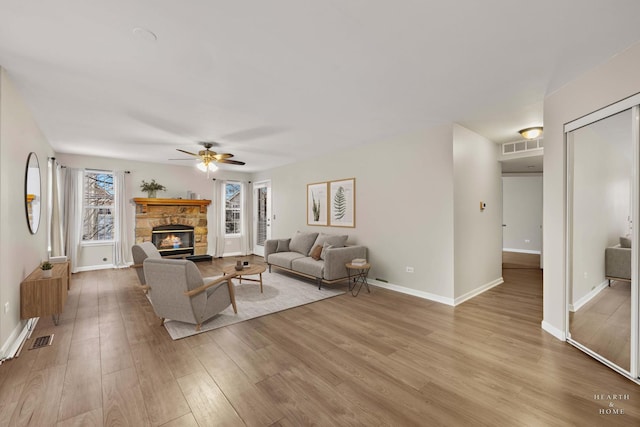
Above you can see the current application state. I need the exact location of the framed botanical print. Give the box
[307,182,328,226]
[329,178,355,227]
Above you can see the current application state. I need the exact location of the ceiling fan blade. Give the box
[176,149,199,157]
[213,153,234,160]
[217,159,245,165]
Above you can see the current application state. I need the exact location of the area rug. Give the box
[162,272,345,340]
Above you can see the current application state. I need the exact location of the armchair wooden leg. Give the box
[159,317,165,326]
[196,323,202,331]
[226,278,238,314]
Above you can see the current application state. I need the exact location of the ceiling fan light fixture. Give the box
[519,126,543,139]
[197,161,218,172]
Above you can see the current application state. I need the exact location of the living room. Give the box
[2,1,640,424]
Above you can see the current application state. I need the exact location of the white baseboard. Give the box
[0,319,32,362]
[569,280,609,312]
[503,248,541,255]
[541,320,566,341]
[75,264,114,272]
[222,252,243,257]
[454,277,504,306]
[367,279,455,306]
[368,277,505,307]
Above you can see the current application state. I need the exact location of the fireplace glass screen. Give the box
[152,224,194,256]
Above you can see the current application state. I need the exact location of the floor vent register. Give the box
[28,334,54,350]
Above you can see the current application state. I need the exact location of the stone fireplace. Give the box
[133,198,211,256]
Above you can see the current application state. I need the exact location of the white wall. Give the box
[502,176,543,253]
[253,125,457,301]
[453,124,503,302]
[543,41,640,339]
[0,68,54,355]
[56,154,251,269]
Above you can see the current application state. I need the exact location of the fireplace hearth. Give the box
[152,224,194,257]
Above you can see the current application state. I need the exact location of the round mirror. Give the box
[25,152,41,234]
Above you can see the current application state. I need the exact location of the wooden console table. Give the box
[20,261,70,325]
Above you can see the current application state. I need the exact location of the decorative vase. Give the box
[235,260,244,271]
[147,190,157,198]
[42,269,52,278]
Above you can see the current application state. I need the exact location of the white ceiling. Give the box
[2,1,640,172]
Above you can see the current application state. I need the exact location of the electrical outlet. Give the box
[4,302,9,314]
[525,239,530,243]
[406,266,414,273]
[584,272,588,279]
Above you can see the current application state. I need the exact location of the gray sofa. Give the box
[265,231,367,289]
[605,236,631,283]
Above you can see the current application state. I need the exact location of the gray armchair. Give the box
[143,258,237,331]
[605,244,631,283]
[131,242,161,285]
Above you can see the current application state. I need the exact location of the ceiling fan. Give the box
[174,142,245,177]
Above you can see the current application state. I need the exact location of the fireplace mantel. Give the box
[133,198,211,214]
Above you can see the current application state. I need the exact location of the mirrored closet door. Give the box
[566,100,639,381]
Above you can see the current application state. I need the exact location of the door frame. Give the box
[564,95,640,382]
[252,180,271,256]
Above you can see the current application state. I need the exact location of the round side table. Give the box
[345,263,371,297]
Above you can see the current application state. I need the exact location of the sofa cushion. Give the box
[291,257,324,278]
[620,235,632,248]
[308,233,348,256]
[268,252,306,269]
[289,231,319,255]
[276,239,291,252]
[310,244,323,260]
[320,242,333,260]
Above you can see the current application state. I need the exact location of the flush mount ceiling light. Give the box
[519,127,543,139]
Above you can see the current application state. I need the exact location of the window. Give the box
[225,182,241,235]
[82,171,114,241]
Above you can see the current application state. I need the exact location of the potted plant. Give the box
[41,261,53,278]
[140,179,166,198]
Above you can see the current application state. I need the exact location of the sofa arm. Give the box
[264,239,279,261]
[323,246,367,280]
[605,245,631,280]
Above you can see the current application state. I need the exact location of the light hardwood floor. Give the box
[0,257,638,426]
[570,280,631,371]
[502,251,541,269]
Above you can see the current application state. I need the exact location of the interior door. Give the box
[253,181,271,256]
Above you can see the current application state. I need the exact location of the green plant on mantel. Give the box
[40,261,53,271]
[140,179,166,198]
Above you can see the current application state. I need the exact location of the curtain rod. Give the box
[47,159,130,174]
[85,168,130,174]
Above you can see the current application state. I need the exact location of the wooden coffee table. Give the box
[222,264,266,293]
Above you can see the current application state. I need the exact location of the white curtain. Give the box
[240,181,253,255]
[49,160,64,257]
[112,170,130,267]
[212,179,226,257]
[63,168,83,273]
